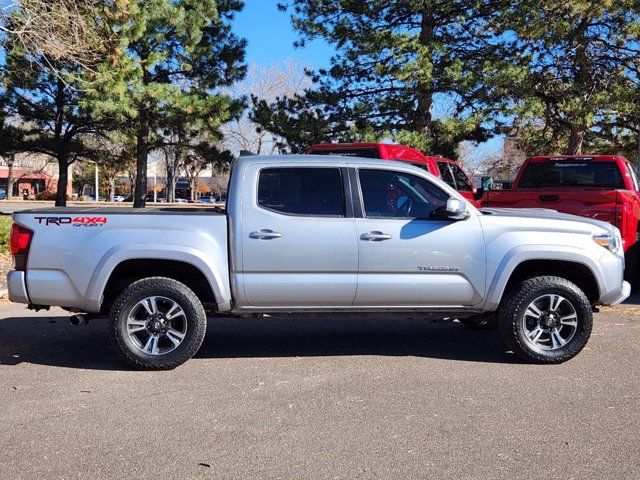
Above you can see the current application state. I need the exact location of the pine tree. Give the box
[253,0,508,157]
[0,49,105,206]
[89,0,246,207]
[496,1,640,156]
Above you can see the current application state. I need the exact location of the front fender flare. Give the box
[482,244,604,311]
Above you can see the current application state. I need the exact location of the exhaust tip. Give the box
[69,314,87,327]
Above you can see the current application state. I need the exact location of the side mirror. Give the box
[473,187,484,201]
[446,198,470,221]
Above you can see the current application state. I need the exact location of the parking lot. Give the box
[1,301,639,480]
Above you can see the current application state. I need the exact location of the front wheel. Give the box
[498,276,592,364]
[109,277,207,370]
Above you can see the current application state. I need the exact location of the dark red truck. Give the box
[306,142,482,206]
[483,155,640,280]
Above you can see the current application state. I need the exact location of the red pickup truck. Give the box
[306,142,481,205]
[483,155,640,280]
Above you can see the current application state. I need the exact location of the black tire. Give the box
[498,276,592,364]
[624,244,639,292]
[458,314,497,330]
[109,277,207,370]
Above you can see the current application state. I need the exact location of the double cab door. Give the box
[236,161,485,309]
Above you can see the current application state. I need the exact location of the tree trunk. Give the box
[134,107,149,208]
[416,9,435,144]
[166,160,175,202]
[566,127,585,155]
[55,155,69,207]
[109,178,116,202]
[190,178,197,201]
[7,154,14,200]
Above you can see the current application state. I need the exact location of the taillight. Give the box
[10,223,33,271]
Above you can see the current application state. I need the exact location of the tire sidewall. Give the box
[110,278,207,369]
[501,278,593,363]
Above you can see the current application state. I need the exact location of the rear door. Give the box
[353,167,486,307]
[238,165,358,307]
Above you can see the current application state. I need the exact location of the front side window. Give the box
[258,168,345,216]
[437,162,456,189]
[449,164,473,192]
[358,169,450,220]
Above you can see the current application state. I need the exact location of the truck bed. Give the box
[16,206,225,215]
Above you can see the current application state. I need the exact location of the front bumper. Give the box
[606,280,631,306]
[7,271,30,304]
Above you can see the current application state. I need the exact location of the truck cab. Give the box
[306,143,481,206]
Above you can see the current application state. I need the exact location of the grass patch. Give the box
[0,215,12,254]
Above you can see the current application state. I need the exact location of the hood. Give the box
[480,207,617,235]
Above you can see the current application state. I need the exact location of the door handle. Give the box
[360,231,393,241]
[249,229,283,240]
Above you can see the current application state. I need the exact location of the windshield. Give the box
[518,161,625,189]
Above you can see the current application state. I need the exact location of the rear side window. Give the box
[449,164,473,191]
[519,161,625,189]
[258,168,345,216]
[437,162,456,189]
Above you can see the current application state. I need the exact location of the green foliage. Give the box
[0,215,12,255]
[253,0,506,156]
[87,0,246,206]
[495,1,640,156]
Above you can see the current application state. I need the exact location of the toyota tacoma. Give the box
[7,156,630,369]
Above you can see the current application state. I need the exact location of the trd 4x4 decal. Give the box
[34,216,108,227]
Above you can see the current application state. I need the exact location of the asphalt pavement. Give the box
[1,302,639,479]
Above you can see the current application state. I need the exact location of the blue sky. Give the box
[233,2,331,69]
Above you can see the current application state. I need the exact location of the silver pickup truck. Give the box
[7,155,630,369]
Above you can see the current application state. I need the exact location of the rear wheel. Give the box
[109,277,207,370]
[498,276,592,364]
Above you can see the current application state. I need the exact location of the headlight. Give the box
[593,233,619,252]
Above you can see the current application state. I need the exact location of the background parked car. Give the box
[0,188,6,200]
[307,142,482,206]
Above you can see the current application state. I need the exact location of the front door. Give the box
[353,168,486,307]
[239,165,358,307]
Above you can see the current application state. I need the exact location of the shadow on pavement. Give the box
[0,313,516,371]
[623,291,640,305]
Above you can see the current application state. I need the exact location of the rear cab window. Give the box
[258,167,345,216]
[518,160,625,189]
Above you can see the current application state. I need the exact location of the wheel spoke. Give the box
[166,328,186,347]
[127,319,147,334]
[142,335,159,355]
[525,303,543,319]
[560,313,578,328]
[528,327,544,344]
[141,297,158,316]
[550,329,566,349]
[165,302,185,320]
[549,294,564,312]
